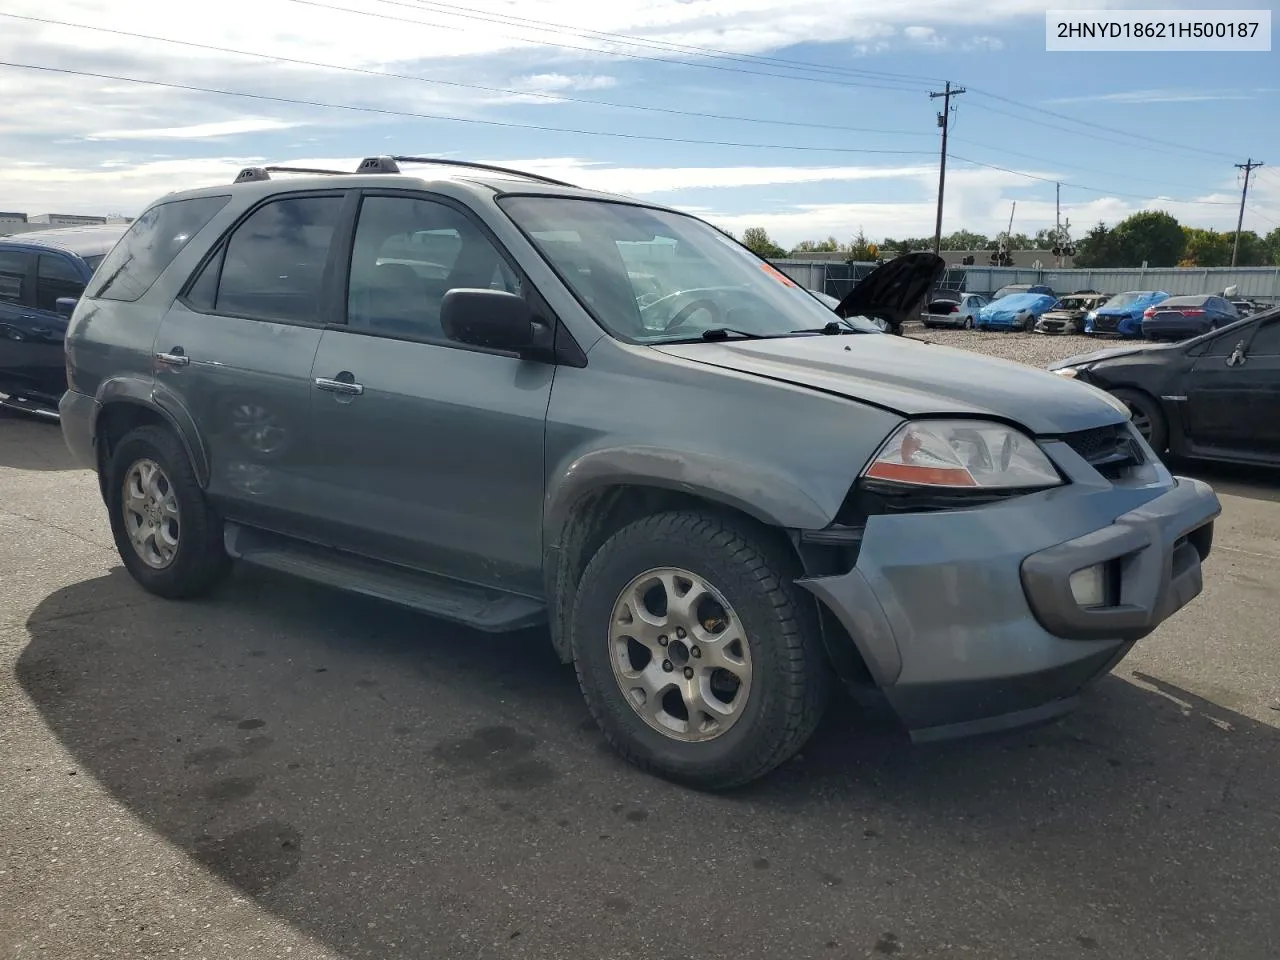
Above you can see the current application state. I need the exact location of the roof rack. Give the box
[233,165,349,184]
[361,155,580,189]
[232,156,582,189]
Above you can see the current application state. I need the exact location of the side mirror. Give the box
[55,297,79,318]
[441,289,534,353]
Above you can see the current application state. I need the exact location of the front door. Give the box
[151,191,351,533]
[306,191,553,595]
[1182,318,1280,457]
[0,249,38,398]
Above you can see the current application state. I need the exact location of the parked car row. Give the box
[909,280,1272,343]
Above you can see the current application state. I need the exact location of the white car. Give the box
[922,293,988,329]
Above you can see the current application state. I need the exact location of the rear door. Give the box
[1182,318,1280,456]
[0,248,37,395]
[152,190,352,533]
[304,190,554,594]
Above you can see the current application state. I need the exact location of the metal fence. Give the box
[771,259,1280,303]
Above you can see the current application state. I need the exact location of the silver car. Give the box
[59,156,1222,789]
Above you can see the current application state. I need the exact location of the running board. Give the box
[223,523,546,633]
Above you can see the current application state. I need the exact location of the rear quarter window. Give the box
[86,194,231,302]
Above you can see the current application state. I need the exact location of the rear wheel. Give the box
[1110,388,1168,454]
[106,425,231,599]
[571,511,829,790]
[963,316,974,330]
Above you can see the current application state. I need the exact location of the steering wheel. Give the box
[663,297,725,333]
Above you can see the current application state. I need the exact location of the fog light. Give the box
[1069,564,1106,607]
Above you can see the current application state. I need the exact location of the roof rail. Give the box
[232,165,348,184]
[388,155,580,189]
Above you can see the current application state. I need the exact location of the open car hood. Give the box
[654,332,1129,436]
[834,252,946,326]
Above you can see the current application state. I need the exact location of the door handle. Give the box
[314,376,364,396]
[155,349,190,367]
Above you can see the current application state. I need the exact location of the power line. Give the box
[385,0,947,87]
[947,135,1238,197]
[1246,205,1279,227]
[0,59,941,158]
[284,0,932,94]
[966,88,1240,163]
[950,155,1238,205]
[0,12,931,139]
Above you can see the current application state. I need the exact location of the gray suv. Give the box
[60,156,1222,789]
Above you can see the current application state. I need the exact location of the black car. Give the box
[0,225,128,417]
[1141,294,1238,342]
[1048,306,1280,466]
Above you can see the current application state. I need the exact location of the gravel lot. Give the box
[3,334,1279,960]
[905,323,1098,367]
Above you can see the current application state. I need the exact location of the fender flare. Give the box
[543,445,838,550]
[94,377,211,487]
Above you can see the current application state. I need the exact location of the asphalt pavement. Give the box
[2,405,1279,960]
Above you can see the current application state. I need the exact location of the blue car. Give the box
[1083,290,1169,338]
[976,292,1057,331]
[0,224,129,417]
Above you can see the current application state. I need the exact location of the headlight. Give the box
[1052,367,1078,378]
[863,419,1062,489]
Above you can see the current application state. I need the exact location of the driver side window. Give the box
[1247,319,1280,356]
[346,195,520,342]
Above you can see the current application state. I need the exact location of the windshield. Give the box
[1103,292,1142,309]
[499,196,856,342]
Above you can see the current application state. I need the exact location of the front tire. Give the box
[1110,388,1168,454]
[570,511,830,790]
[106,425,231,599]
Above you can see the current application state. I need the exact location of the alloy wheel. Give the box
[122,458,181,569]
[608,567,753,743]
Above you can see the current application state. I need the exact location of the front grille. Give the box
[1092,316,1118,331]
[1060,423,1145,479]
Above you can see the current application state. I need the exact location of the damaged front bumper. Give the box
[796,454,1221,742]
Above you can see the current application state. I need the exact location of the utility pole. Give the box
[929,81,965,255]
[1055,182,1061,267]
[1232,158,1263,266]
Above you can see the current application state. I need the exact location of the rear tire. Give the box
[570,511,830,790]
[963,316,973,330]
[1110,388,1168,455]
[106,425,231,599]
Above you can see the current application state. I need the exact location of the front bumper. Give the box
[797,457,1221,742]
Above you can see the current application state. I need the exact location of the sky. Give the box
[1,0,1278,247]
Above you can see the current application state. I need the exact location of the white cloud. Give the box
[1047,89,1255,105]
[85,118,304,141]
[904,26,945,48]
[513,73,619,93]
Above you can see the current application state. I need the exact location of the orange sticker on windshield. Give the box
[759,263,797,287]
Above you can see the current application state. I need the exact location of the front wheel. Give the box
[1110,388,1169,454]
[570,512,830,790]
[106,425,231,599]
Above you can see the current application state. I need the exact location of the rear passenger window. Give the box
[0,250,28,304]
[87,194,230,302]
[345,195,520,341]
[208,196,343,323]
[36,255,85,311]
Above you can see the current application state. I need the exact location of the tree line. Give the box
[729,213,1280,268]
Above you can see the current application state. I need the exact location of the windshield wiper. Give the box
[663,327,773,343]
[789,320,856,335]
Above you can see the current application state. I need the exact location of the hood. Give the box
[834,252,945,326]
[1049,341,1182,369]
[654,333,1128,436]
[1097,292,1168,316]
